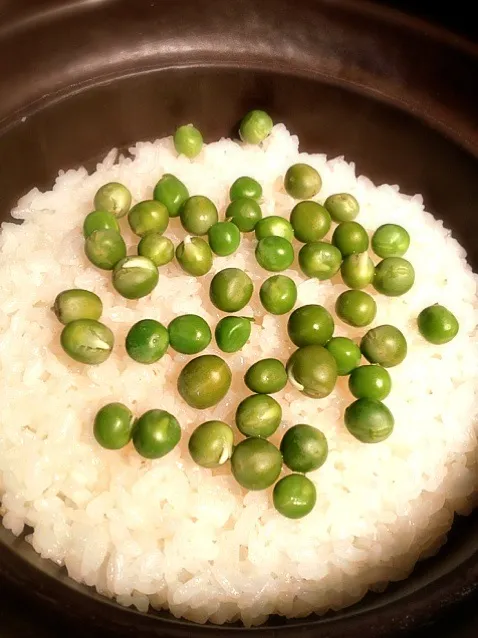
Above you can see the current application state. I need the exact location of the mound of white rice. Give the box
[0,124,477,626]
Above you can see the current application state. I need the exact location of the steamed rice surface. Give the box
[0,125,477,626]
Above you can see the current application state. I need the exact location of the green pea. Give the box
[236,394,282,438]
[230,176,262,201]
[128,200,169,237]
[244,358,287,394]
[324,193,360,222]
[372,224,410,258]
[60,319,114,365]
[188,421,234,468]
[273,474,317,519]
[287,305,334,347]
[290,201,331,243]
[284,164,322,200]
[286,345,337,399]
[335,290,377,328]
[360,325,407,367]
[153,173,189,217]
[373,257,415,297]
[298,241,342,280]
[231,437,282,490]
[84,229,126,270]
[349,365,392,400]
[280,424,328,473]
[259,275,297,315]
[225,197,262,232]
[332,221,369,257]
[178,355,232,409]
[125,319,169,364]
[94,403,134,450]
[255,236,294,272]
[168,314,212,354]
[215,316,253,353]
[208,221,241,256]
[112,256,159,299]
[83,210,120,237]
[173,124,203,158]
[340,252,375,289]
[209,268,253,312]
[132,409,181,459]
[138,233,175,267]
[239,110,273,144]
[94,182,131,219]
[417,304,459,345]
[53,289,102,325]
[180,196,218,235]
[254,216,294,242]
[344,398,394,443]
[325,337,361,376]
[176,236,213,276]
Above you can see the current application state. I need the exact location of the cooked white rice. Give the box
[0,124,477,626]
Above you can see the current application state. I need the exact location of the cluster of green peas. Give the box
[53,109,460,520]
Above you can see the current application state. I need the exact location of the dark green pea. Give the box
[132,409,181,459]
[94,182,131,219]
[178,354,232,409]
[335,290,377,328]
[230,176,263,201]
[84,229,126,270]
[244,358,287,394]
[324,193,360,222]
[236,394,282,438]
[349,365,392,400]
[215,316,253,353]
[280,424,328,473]
[286,345,337,399]
[298,242,342,280]
[180,196,218,235]
[361,325,407,367]
[273,474,317,519]
[209,268,253,312]
[259,275,297,315]
[94,402,134,450]
[225,197,262,232]
[53,289,102,325]
[290,201,331,243]
[231,437,282,490]
[254,216,294,242]
[174,124,203,158]
[332,221,369,257]
[255,236,294,272]
[188,421,234,468]
[112,256,159,299]
[341,252,375,289]
[287,305,334,347]
[168,314,212,354]
[344,398,394,443]
[372,224,410,258]
[417,304,459,345]
[325,337,361,376]
[60,319,114,365]
[239,110,273,144]
[373,257,415,297]
[153,173,189,217]
[138,233,174,267]
[208,221,241,256]
[176,236,213,276]
[83,210,120,237]
[125,319,169,364]
[128,200,169,237]
[284,164,322,200]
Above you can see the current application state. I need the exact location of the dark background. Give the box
[0,1,477,637]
